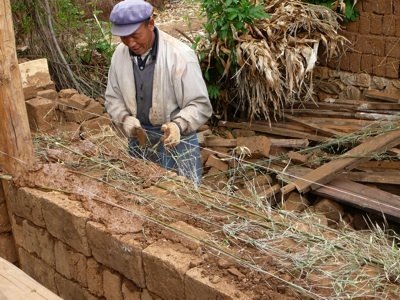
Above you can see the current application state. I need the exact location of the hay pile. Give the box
[198,0,348,122]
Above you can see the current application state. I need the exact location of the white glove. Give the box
[122,116,141,137]
[161,122,181,148]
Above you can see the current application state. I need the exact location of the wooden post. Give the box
[0,0,34,175]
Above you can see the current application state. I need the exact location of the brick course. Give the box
[363,0,393,15]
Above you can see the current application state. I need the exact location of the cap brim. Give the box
[111,23,141,37]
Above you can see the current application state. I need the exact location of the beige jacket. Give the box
[105,30,212,134]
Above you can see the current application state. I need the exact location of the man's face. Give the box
[120,19,155,56]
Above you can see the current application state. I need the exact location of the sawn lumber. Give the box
[281,129,400,194]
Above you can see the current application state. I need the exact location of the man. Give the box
[105,0,212,185]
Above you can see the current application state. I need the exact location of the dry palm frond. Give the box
[200,0,348,122]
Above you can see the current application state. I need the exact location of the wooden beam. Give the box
[343,172,400,185]
[0,0,34,175]
[365,89,400,103]
[219,121,328,142]
[281,129,400,194]
[275,164,400,222]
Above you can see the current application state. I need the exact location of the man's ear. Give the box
[149,18,155,29]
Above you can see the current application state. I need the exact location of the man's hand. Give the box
[161,122,181,148]
[122,116,141,137]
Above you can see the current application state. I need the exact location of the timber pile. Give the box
[199,91,400,227]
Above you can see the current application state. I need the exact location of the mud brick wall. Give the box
[0,183,17,263]
[329,0,400,79]
[2,184,250,300]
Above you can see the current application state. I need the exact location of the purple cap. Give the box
[110,0,153,37]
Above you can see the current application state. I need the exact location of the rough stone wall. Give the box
[329,0,400,79]
[2,184,250,300]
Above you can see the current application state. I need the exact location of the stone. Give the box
[86,221,145,288]
[55,240,87,286]
[340,72,371,88]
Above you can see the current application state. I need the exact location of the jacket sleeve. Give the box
[105,54,130,126]
[172,56,213,134]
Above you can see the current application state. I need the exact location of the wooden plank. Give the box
[281,129,400,194]
[343,172,400,185]
[219,121,329,142]
[357,160,400,171]
[0,0,34,175]
[275,164,400,222]
[322,98,400,110]
[365,89,400,103]
[284,114,343,137]
[0,257,62,300]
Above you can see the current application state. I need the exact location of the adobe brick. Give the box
[55,240,87,286]
[81,115,112,136]
[358,14,371,34]
[314,198,344,223]
[385,37,400,58]
[86,221,145,288]
[0,233,17,263]
[41,191,91,256]
[59,88,78,98]
[19,248,58,293]
[395,0,400,15]
[339,52,351,72]
[360,54,374,73]
[87,258,104,297]
[55,273,93,300]
[344,19,359,32]
[103,269,123,300]
[373,56,387,77]
[26,97,58,132]
[382,15,396,36]
[20,219,55,267]
[163,221,210,250]
[349,52,362,73]
[143,240,200,299]
[122,280,141,300]
[6,187,46,227]
[37,89,58,100]
[236,136,271,157]
[185,266,253,299]
[386,57,400,78]
[370,14,383,35]
[363,0,393,15]
[357,35,385,56]
[0,202,11,233]
[396,16,400,36]
[23,85,38,100]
